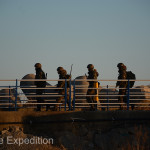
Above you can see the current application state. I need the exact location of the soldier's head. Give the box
[117,63,124,68]
[87,64,94,71]
[117,63,127,71]
[57,66,64,74]
[34,63,42,69]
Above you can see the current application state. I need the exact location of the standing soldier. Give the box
[116,63,127,110]
[34,63,46,111]
[54,67,71,111]
[86,64,99,111]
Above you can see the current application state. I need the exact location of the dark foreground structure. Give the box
[0,109,150,150]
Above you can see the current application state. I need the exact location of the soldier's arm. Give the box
[93,71,98,80]
[116,82,119,88]
[116,76,121,88]
[94,69,99,77]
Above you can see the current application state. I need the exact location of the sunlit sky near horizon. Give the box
[0,0,150,86]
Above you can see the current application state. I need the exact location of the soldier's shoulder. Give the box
[66,74,71,79]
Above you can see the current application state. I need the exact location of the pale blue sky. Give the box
[0,0,150,85]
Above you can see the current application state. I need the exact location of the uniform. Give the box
[116,63,127,110]
[54,67,71,111]
[86,64,99,111]
[34,63,46,111]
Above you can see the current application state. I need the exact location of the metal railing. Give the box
[0,79,150,111]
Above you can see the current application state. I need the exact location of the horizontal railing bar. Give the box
[21,87,64,90]
[0,96,13,98]
[17,103,63,105]
[1,79,150,82]
[20,95,64,97]
[23,100,57,101]
[76,95,121,96]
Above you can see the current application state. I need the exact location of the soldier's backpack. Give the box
[126,71,136,88]
[41,72,47,87]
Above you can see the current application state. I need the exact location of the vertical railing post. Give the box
[107,85,109,111]
[127,79,130,110]
[64,79,67,111]
[9,86,11,111]
[69,79,72,111]
[15,79,18,111]
[73,79,76,111]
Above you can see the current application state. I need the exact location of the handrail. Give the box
[0,79,150,111]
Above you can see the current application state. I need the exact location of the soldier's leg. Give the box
[91,89,97,110]
[53,97,62,111]
[37,98,41,111]
[67,88,74,110]
[66,95,72,110]
[40,89,45,110]
[86,89,93,110]
[123,89,127,103]
[45,89,50,111]
[54,90,64,111]
[87,89,96,111]
[118,90,124,110]
[93,89,98,110]
[36,89,43,111]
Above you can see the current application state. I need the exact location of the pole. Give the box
[73,79,76,111]
[127,79,130,110]
[64,79,67,111]
[9,86,11,111]
[69,79,72,110]
[15,79,18,111]
[107,85,109,111]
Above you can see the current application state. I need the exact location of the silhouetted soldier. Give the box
[54,67,71,111]
[116,63,127,110]
[34,63,46,111]
[86,64,99,111]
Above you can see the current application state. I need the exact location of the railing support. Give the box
[107,85,109,111]
[15,79,18,111]
[127,79,130,110]
[69,79,72,111]
[9,86,11,111]
[64,79,67,111]
[73,79,76,111]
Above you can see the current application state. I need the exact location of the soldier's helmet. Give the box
[57,67,64,72]
[87,64,94,70]
[117,63,125,68]
[34,63,42,69]
[117,63,127,70]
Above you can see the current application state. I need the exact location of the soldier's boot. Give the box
[53,98,61,111]
[36,99,41,111]
[123,95,127,103]
[94,100,98,111]
[52,104,59,111]
[87,97,94,111]
[36,107,41,111]
[53,104,59,111]
[90,100,95,111]
[131,104,135,110]
[46,105,50,111]
[66,101,73,111]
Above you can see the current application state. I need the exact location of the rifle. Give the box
[70,64,73,78]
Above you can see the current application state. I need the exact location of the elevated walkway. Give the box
[0,109,150,130]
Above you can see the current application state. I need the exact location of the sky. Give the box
[0,0,150,86]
